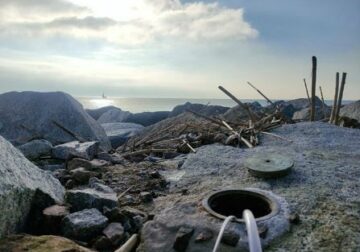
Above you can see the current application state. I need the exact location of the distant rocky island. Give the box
[0,91,359,251]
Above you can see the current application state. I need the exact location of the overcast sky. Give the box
[0,0,359,99]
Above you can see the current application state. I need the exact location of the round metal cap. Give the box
[244,153,294,178]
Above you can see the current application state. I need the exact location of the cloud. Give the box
[0,0,89,22]
[0,0,258,46]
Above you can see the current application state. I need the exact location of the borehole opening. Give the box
[203,190,278,222]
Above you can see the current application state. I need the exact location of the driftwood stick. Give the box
[115,234,139,252]
[218,85,258,122]
[310,56,317,121]
[182,140,196,153]
[221,120,253,148]
[319,86,326,119]
[260,131,293,142]
[246,81,274,105]
[117,185,135,200]
[186,109,223,126]
[335,72,347,125]
[134,124,174,147]
[329,72,340,124]
[122,148,177,158]
[303,78,311,105]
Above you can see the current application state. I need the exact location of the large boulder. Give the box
[97,108,131,123]
[17,139,53,160]
[0,136,65,238]
[0,91,111,151]
[101,123,144,148]
[61,208,108,241]
[340,100,360,122]
[0,234,92,252]
[168,102,229,118]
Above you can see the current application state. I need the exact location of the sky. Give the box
[0,0,359,99]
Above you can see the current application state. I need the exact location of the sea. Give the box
[76,96,353,113]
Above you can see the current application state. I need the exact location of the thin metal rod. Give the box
[243,210,263,252]
[212,216,236,252]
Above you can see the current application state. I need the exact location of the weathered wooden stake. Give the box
[319,86,326,119]
[329,72,340,124]
[310,56,317,121]
[303,78,311,105]
[335,72,347,125]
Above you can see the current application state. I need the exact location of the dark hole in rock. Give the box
[205,190,274,220]
[265,159,271,163]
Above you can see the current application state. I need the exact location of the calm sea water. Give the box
[76,96,352,113]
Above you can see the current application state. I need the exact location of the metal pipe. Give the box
[243,209,263,252]
[212,215,236,252]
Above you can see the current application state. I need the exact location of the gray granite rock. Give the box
[223,102,263,123]
[52,141,99,160]
[62,208,108,241]
[67,158,109,171]
[125,111,170,126]
[103,222,125,246]
[86,106,119,120]
[340,100,360,122]
[0,91,111,151]
[292,105,331,121]
[69,167,98,184]
[169,102,229,118]
[101,123,144,148]
[0,136,65,238]
[65,188,118,212]
[17,139,53,160]
[98,108,131,123]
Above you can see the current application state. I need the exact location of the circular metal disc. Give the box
[244,153,294,178]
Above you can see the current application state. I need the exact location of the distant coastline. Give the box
[76,96,355,113]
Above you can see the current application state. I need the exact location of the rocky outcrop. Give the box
[101,123,144,148]
[61,208,108,241]
[340,100,360,122]
[169,102,229,118]
[0,235,92,252]
[17,139,53,160]
[98,108,131,123]
[139,122,360,251]
[0,136,65,238]
[52,141,99,160]
[0,91,111,151]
